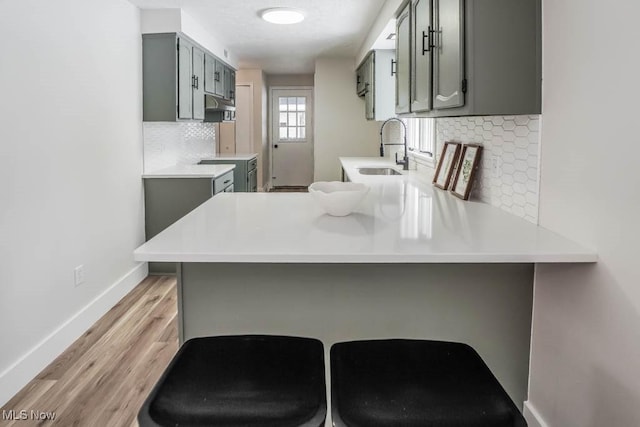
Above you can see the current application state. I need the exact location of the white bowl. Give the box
[308,181,370,216]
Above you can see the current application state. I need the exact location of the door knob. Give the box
[274,144,279,148]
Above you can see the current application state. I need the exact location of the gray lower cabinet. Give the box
[199,156,258,192]
[397,0,541,117]
[144,172,234,274]
[144,178,214,274]
[143,32,235,122]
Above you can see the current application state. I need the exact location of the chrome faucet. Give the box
[379,118,409,170]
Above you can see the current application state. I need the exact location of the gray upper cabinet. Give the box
[396,0,541,118]
[143,32,236,122]
[356,50,396,121]
[395,4,411,114]
[192,46,205,120]
[411,0,433,112]
[432,0,464,110]
[204,53,216,95]
[224,68,236,104]
[177,37,194,120]
[214,59,225,96]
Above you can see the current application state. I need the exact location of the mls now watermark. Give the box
[2,409,56,421]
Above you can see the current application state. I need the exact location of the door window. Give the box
[278,97,307,141]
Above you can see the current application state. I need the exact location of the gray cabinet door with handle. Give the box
[192,46,205,120]
[411,0,433,112]
[433,0,465,110]
[177,37,193,119]
[204,53,216,94]
[395,3,411,114]
[214,59,225,96]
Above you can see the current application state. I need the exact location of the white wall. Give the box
[236,69,269,190]
[0,0,146,406]
[526,0,640,426]
[267,74,315,87]
[140,8,238,68]
[314,58,381,181]
[356,0,403,65]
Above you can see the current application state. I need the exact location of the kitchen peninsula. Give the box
[134,157,596,412]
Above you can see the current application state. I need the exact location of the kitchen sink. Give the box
[357,167,402,176]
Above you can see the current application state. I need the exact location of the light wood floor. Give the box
[1,275,178,427]
[269,186,308,192]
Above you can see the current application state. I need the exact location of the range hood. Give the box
[204,94,236,122]
[205,94,235,112]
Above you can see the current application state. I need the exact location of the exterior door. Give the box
[271,88,314,187]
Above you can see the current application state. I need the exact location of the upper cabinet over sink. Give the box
[396,0,541,118]
[142,32,236,122]
[356,49,396,121]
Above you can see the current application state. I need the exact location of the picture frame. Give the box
[451,144,483,200]
[432,141,462,190]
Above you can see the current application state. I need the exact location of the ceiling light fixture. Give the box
[261,8,305,25]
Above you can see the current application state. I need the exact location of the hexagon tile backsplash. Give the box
[435,115,540,224]
[143,122,216,172]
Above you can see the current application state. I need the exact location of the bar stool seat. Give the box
[331,339,527,427]
[139,335,326,427]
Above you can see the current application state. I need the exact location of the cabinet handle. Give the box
[224,179,231,184]
[430,27,438,50]
[422,27,435,54]
[192,75,196,88]
[214,71,220,82]
[195,76,199,89]
[391,59,397,76]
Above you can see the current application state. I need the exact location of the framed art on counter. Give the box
[451,144,483,200]
[432,142,462,190]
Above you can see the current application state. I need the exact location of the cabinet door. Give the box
[364,55,375,120]
[177,37,193,119]
[356,65,364,95]
[192,46,205,120]
[229,69,236,105]
[433,0,464,109]
[395,4,411,114]
[214,59,225,96]
[411,0,433,112]
[204,53,215,94]
[223,67,231,100]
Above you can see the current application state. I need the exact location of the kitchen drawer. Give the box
[213,170,234,194]
[248,157,258,172]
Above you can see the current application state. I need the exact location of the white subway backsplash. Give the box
[433,115,540,224]
[143,122,216,172]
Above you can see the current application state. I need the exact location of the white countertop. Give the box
[134,157,596,263]
[142,164,235,179]
[199,153,258,161]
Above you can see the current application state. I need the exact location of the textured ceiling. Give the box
[128,0,387,74]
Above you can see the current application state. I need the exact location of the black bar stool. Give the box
[139,335,327,427]
[331,339,527,427]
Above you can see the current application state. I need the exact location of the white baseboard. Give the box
[524,400,549,427]
[0,262,149,407]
